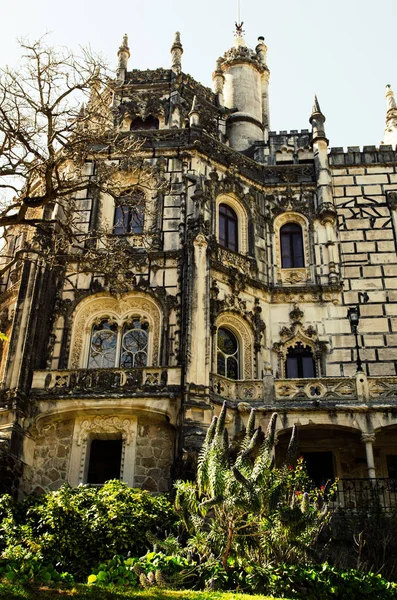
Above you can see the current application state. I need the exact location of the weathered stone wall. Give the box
[134,416,175,492]
[329,155,397,376]
[23,419,74,494]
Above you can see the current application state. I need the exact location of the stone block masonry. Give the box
[330,157,397,377]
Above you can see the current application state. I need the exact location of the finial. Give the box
[119,34,129,52]
[310,95,327,144]
[311,95,323,117]
[386,84,397,111]
[171,31,183,75]
[383,84,397,146]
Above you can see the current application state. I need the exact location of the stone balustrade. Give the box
[210,373,397,403]
[31,367,182,396]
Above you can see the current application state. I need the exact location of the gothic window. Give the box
[280,223,304,268]
[130,116,159,130]
[217,327,239,380]
[114,190,145,235]
[285,342,316,378]
[86,438,122,485]
[219,204,238,252]
[88,317,149,369]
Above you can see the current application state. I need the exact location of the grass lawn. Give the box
[0,585,288,600]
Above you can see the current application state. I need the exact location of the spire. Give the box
[116,33,130,85]
[171,32,183,75]
[383,85,397,146]
[310,95,327,144]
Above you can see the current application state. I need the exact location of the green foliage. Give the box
[175,406,332,568]
[0,481,176,580]
[87,552,193,588]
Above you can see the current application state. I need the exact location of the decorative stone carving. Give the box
[75,416,135,446]
[273,305,327,377]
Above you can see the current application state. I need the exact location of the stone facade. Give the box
[1,28,397,497]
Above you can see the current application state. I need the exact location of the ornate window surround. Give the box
[272,306,326,378]
[69,293,162,369]
[215,312,254,379]
[215,193,248,255]
[68,415,138,486]
[274,212,311,285]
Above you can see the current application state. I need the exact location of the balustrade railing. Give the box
[210,374,397,403]
[330,479,397,512]
[31,367,181,395]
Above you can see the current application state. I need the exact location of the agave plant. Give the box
[175,403,331,568]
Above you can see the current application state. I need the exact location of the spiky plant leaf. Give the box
[285,424,298,466]
[215,401,227,437]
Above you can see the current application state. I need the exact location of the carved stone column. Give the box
[361,432,377,479]
[185,233,210,386]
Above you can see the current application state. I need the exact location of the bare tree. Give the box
[0,37,158,284]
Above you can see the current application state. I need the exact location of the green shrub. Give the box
[0,481,177,580]
[87,552,193,588]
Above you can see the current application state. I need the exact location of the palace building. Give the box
[1,27,397,498]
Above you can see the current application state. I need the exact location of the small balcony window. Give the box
[285,342,315,378]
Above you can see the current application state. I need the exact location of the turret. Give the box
[310,96,338,283]
[212,58,225,107]
[220,25,269,151]
[171,32,183,75]
[382,85,397,147]
[116,34,130,85]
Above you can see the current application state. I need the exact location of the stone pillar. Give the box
[361,433,376,479]
[318,207,339,284]
[186,233,209,386]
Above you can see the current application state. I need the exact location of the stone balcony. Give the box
[31,367,182,397]
[210,373,397,404]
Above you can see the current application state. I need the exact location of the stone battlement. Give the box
[329,145,397,166]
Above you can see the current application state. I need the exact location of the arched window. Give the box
[285,342,315,378]
[130,116,159,131]
[217,327,239,380]
[114,189,145,235]
[280,223,304,268]
[88,317,149,369]
[219,204,238,252]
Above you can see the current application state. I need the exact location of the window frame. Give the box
[280,223,305,268]
[216,326,240,380]
[87,316,150,369]
[285,342,316,379]
[113,189,145,235]
[218,204,238,252]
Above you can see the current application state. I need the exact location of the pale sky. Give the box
[1,0,396,149]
